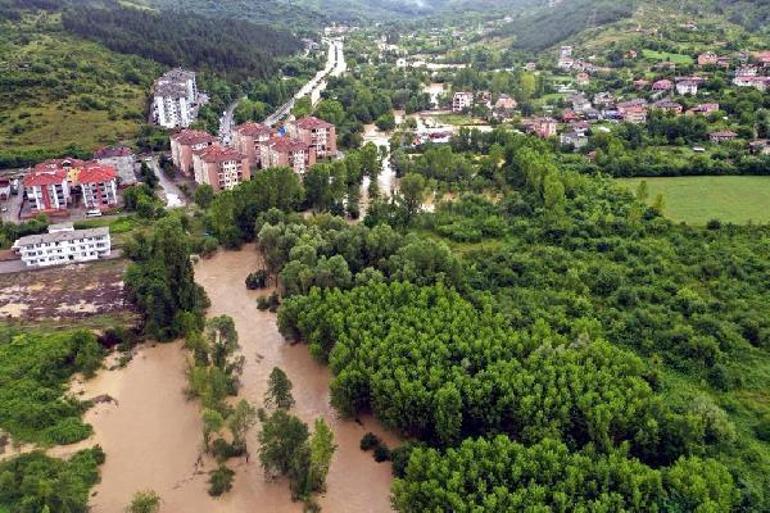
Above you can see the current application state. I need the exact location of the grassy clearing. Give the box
[616,176,770,225]
[640,48,694,65]
[433,113,488,126]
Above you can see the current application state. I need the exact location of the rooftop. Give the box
[171,129,217,146]
[14,227,110,247]
[235,122,274,137]
[197,144,246,163]
[94,146,134,159]
[268,136,311,153]
[77,164,118,184]
[294,116,335,130]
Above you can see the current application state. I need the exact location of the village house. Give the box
[676,80,699,96]
[653,99,683,115]
[231,122,274,169]
[170,129,218,175]
[633,79,650,90]
[593,92,615,107]
[288,117,338,159]
[524,117,558,139]
[652,79,673,92]
[576,72,590,87]
[192,144,250,192]
[495,94,517,111]
[736,65,759,77]
[560,109,581,123]
[756,51,770,68]
[0,179,11,200]
[524,62,537,71]
[93,146,136,186]
[452,91,474,113]
[733,76,769,92]
[152,69,204,129]
[698,52,718,67]
[13,223,111,268]
[709,130,738,143]
[688,103,720,116]
[260,136,316,175]
[560,130,588,150]
[569,93,592,113]
[749,140,770,155]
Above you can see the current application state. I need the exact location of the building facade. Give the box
[232,122,274,169]
[78,164,119,209]
[192,144,250,192]
[152,69,201,129]
[452,92,474,113]
[170,129,218,175]
[94,146,136,186]
[261,136,316,175]
[289,117,337,159]
[13,224,111,267]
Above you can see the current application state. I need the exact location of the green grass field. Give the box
[641,48,694,65]
[616,176,770,225]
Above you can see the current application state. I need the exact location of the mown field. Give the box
[616,176,770,225]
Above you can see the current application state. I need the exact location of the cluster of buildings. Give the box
[169,116,337,192]
[12,222,111,268]
[22,158,120,215]
[152,69,207,129]
[452,91,518,120]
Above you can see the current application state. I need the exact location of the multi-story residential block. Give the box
[13,223,111,267]
[23,167,71,212]
[676,80,699,95]
[288,117,337,159]
[170,129,218,175]
[152,69,203,129]
[232,122,274,169]
[452,91,474,113]
[192,144,250,192]
[560,130,589,149]
[77,164,119,210]
[523,117,558,139]
[93,146,136,186]
[260,136,316,175]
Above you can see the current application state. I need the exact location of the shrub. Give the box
[373,444,391,462]
[360,432,381,451]
[208,464,235,496]
[211,438,246,462]
[246,269,270,290]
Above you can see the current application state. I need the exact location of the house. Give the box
[593,92,615,107]
[93,146,136,186]
[709,130,738,143]
[653,100,683,115]
[452,91,474,112]
[524,62,537,71]
[192,144,250,192]
[736,65,758,77]
[0,179,11,200]
[756,51,770,68]
[688,103,720,116]
[576,72,590,86]
[561,109,581,122]
[524,117,558,139]
[621,105,648,124]
[560,131,588,149]
[676,80,699,96]
[289,117,338,159]
[633,79,650,90]
[732,76,769,92]
[625,49,638,59]
[698,52,718,67]
[749,140,770,155]
[232,122,274,169]
[13,223,110,268]
[495,94,517,111]
[558,46,574,69]
[77,164,119,210]
[170,129,218,175]
[569,93,592,113]
[23,167,71,212]
[260,136,316,175]
[152,69,204,129]
[652,79,673,92]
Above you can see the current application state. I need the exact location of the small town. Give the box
[0,1,769,513]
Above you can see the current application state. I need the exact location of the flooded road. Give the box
[194,247,398,513]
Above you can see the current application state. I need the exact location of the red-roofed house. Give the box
[192,144,250,192]
[523,117,558,139]
[698,52,718,67]
[232,122,274,169]
[23,168,71,212]
[170,129,218,175]
[77,164,118,209]
[652,79,673,92]
[688,103,720,116]
[710,130,738,143]
[288,117,337,159]
[260,136,316,175]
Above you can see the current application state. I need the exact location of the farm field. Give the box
[640,48,694,64]
[616,176,770,225]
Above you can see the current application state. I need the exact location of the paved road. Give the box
[218,96,246,145]
[145,156,186,208]
[265,37,345,127]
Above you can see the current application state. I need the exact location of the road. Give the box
[265,37,346,127]
[145,156,186,208]
[218,96,246,145]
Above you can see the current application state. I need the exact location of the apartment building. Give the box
[93,146,136,186]
[170,129,218,175]
[192,144,250,192]
[152,69,202,129]
[260,136,316,175]
[13,223,111,268]
[23,168,71,212]
[23,159,119,213]
[289,117,337,159]
[232,122,274,168]
[78,164,119,209]
[452,91,474,113]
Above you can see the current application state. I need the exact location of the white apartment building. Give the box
[152,69,201,129]
[452,91,474,113]
[13,224,111,268]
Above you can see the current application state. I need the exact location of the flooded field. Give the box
[0,259,133,324]
[195,247,398,513]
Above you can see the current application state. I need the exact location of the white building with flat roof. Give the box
[13,224,111,268]
[152,69,202,129]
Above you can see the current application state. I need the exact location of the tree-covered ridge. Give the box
[393,436,737,513]
[61,1,301,80]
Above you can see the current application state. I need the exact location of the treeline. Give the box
[61,1,301,80]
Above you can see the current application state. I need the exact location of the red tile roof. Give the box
[77,164,118,184]
[197,144,246,163]
[33,158,86,173]
[294,116,334,130]
[268,136,311,153]
[235,122,273,137]
[23,169,68,187]
[94,146,134,159]
[171,129,217,146]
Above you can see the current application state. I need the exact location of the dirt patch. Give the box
[0,259,135,324]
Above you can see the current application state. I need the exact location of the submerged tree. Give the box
[265,367,295,410]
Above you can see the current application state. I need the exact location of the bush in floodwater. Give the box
[373,443,391,462]
[208,464,235,496]
[360,432,381,451]
[211,438,246,462]
[246,269,270,289]
[257,291,281,311]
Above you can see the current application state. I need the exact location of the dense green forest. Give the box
[61,1,301,81]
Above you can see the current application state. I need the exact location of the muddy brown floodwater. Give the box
[194,246,399,513]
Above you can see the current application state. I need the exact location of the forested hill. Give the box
[61,2,301,81]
